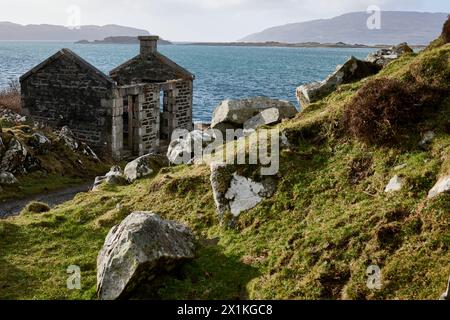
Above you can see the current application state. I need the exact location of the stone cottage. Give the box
[20,36,194,159]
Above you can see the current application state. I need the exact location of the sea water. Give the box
[0,41,373,122]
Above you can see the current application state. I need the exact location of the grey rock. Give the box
[419,131,435,147]
[385,175,404,193]
[211,97,297,134]
[0,172,18,185]
[1,137,28,174]
[93,166,128,191]
[167,130,214,165]
[124,153,169,182]
[428,175,450,199]
[58,126,98,160]
[58,126,79,150]
[296,56,380,106]
[243,107,285,134]
[97,212,195,300]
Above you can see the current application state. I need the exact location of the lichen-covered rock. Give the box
[97,212,195,300]
[0,172,18,185]
[93,166,128,191]
[167,130,214,165]
[385,175,404,193]
[28,132,51,153]
[124,153,169,182]
[428,175,450,199]
[211,97,297,134]
[58,126,98,160]
[366,42,414,67]
[296,56,380,106]
[1,137,28,174]
[210,163,276,218]
[58,126,79,150]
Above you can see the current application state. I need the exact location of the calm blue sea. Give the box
[0,42,373,122]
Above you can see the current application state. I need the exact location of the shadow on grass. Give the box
[131,244,261,300]
[0,222,40,299]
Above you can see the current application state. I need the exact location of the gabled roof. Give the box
[20,48,115,85]
[109,51,195,84]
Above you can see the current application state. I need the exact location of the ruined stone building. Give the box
[20,36,194,159]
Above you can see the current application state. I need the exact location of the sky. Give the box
[0,0,448,41]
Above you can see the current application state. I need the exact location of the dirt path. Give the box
[0,182,92,218]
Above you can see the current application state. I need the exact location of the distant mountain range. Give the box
[0,22,149,41]
[241,11,449,45]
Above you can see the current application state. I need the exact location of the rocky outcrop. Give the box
[124,154,169,182]
[210,163,276,218]
[296,56,381,106]
[167,130,214,165]
[97,212,195,300]
[428,175,450,199]
[0,172,18,185]
[385,175,404,193]
[366,43,414,67]
[93,166,128,191]
[1,137,28,174]
[211,97,297,134]
[58,126,99,160]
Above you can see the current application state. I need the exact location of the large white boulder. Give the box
[428,175,450,199]
[97,212,195,300]
[211,97,297,134]
[124,154,169,182]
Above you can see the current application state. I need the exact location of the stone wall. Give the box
[160,79,193,142]
[20,54,116,152]
[138,84,160,155]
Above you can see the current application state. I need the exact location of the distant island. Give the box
[76,36,172,45]
[185,41,426,49]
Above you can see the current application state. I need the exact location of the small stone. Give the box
[428,175,450,199]
[420,131,435,146]
[0,172,19,185]
[385,175,404,193]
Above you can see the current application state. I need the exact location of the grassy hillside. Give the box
[0,44,449,300]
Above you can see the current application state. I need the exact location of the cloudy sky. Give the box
[0,0,448,41]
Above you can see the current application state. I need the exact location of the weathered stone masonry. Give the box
[20,36,194,160]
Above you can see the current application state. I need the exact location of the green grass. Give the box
[0,42,449,301]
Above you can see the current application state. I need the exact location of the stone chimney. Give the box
[139,36,159,57]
